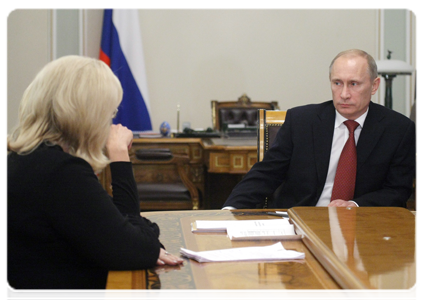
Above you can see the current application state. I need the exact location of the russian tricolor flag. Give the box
[99,9,152,131]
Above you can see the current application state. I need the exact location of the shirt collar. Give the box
[334,108,368,129]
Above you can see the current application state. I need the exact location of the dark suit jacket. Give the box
[223,100,415,209]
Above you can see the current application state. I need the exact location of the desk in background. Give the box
[100,137,257,209]
[203,138,257,209]
[106,207,415,289]
[202,138,257,174]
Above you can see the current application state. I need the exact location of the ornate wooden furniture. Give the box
[132,148,199,211]
[202,138,257,208]
[202,138,257,174]
[211,94,279,131]
[101,139,204,210]
[129,139,205,210]
[107,207,415,290]
[101,137,258,209]
[257,109,287,162]
[414,152,420,211]
[256,109,287,208]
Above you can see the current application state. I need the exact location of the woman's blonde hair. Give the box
[8,55,123,172]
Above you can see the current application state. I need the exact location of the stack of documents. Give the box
[191,219,300,240]
[180,242,305,263]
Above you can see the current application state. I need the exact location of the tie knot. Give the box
[344,120,359,133]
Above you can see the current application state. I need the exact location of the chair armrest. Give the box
[134,148,173,160]
[132,152,190,165]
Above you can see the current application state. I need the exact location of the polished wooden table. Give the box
[107,209,339,289]
[106,207,415,290]
[105,207,420,300]
[288,207,415,289]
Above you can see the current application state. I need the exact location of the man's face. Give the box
[330,55,380,120]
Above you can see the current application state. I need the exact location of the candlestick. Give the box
[177,104,180,133]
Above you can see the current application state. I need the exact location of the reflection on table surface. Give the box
[288,206,415,289]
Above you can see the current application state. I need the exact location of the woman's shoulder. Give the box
[7,143,98,210]
[9,142,93,175]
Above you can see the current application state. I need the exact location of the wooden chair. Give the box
[257,109,287,162]
[414,152,420,211]
[131,149,200,211]
[211,94,279,131]
[257,109,287,208]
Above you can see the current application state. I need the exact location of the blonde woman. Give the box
[7,56,182,289]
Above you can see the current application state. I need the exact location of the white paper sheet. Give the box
[227,224,300,240]
[192,219,291,233]
[180,242,305,263]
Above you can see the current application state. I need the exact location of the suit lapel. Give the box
[313,103,336,184]
[356,102,386,164]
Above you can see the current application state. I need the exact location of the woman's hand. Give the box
[106,124,133,162]
[156,248,184,266]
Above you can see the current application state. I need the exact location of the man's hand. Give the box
[328,199,358,207]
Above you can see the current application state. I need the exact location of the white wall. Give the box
[410,8,420,96]
[8,9,383,133]
[137,9,380,131]
[382,10,416,116]
[7,9,52,134]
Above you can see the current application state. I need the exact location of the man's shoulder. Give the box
[287,100,334,118]
[289,100,333,112]
[369,101,414,126]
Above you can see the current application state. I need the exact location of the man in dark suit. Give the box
[223,49,415,209]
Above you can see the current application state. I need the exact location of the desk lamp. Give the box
[376,50,414,109]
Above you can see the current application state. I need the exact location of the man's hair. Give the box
[8,55,123,172]
[329,49,378,80]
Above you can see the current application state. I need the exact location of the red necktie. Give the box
[331,120,360,201]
